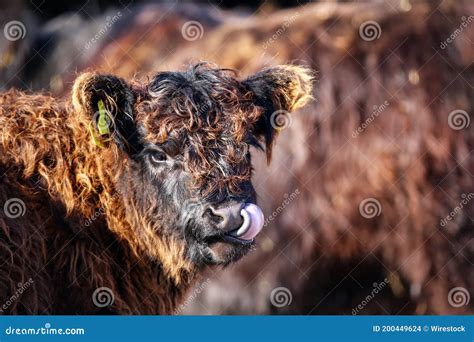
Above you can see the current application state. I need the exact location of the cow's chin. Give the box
[188,237,254,266]
[207,238,254,265]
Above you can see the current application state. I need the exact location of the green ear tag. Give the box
[97,100,111,136]
[89,123,105,148]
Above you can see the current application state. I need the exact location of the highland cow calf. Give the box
[0,63,312,314]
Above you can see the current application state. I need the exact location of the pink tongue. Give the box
[238,203,264,241]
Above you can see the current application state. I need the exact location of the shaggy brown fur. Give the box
[0,63,313,314]
[0,81,192,314]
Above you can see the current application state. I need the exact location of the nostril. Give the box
[206,203,245,231]
[204,207,224,224]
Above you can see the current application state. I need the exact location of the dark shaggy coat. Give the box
[0,87,192,314]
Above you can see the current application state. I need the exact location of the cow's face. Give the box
[72,63,312,268]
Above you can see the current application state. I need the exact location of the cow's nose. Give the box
[207,203,244,232]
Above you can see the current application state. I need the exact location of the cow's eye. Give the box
[149,151,167,165]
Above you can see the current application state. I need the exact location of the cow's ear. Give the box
[72,72,142,153]
[243,65,313,160]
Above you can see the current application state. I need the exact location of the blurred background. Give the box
[1,0,473,315]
